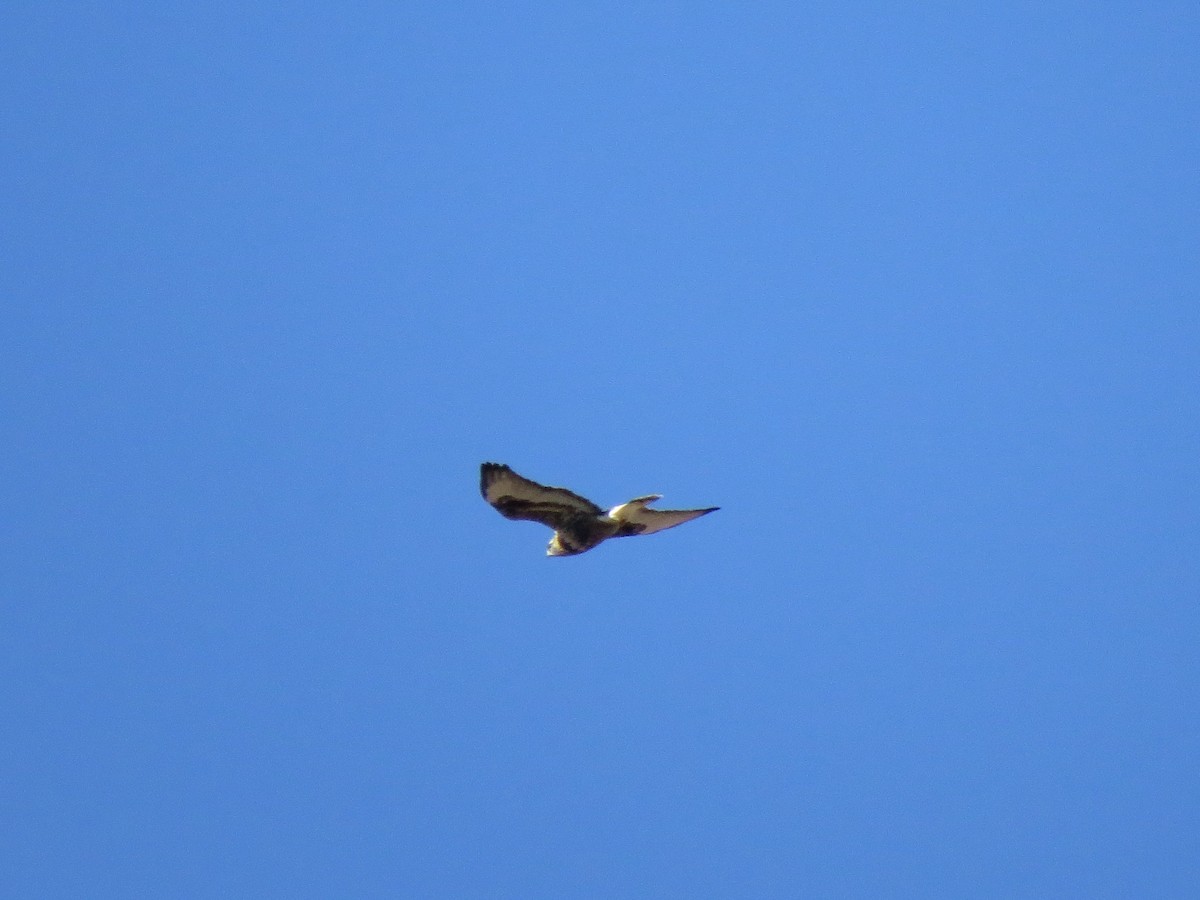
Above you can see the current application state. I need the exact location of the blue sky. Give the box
[3,2,1198,896]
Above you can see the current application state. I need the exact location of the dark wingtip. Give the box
[480,462,514,496]
[480,462,505,497]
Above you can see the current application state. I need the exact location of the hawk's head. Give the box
[547,534,575,557]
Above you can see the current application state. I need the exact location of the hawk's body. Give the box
[480,462,718,557]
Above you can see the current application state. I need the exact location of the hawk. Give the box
[480,462,718,557]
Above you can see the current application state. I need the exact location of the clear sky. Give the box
[3,2,1198,897]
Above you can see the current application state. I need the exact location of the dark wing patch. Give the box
[480,462,604,531]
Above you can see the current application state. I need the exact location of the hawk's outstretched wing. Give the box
[480,463,604,532]
[612,496,720,537]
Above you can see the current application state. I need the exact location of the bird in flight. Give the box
[480,462,718,557]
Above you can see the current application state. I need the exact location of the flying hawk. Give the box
[480,462,718,557]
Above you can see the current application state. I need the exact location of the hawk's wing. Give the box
[612,496,719,537]
[480,463,604,531]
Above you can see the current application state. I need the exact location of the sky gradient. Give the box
[4,3,1198,896]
